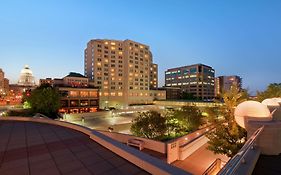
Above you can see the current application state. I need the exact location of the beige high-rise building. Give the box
[84,39,165,108]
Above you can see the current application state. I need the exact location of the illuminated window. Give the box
[89,91,98,97]
[110,92,116,96]
[118,92,123,96]
[69,91,79,97]
[105,41,108,45]
[80,91,89,97]
[111,42,116,45]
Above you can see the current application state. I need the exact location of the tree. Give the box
[257,83,281,102]
[25,84,60,119]
[130,111,167,139]
[206,83,248,157]
[166,106,203,135]
[203,107,222,124]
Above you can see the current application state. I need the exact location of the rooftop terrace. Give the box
[0,120,149,175]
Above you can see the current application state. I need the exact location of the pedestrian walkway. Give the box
[173,143,229,175]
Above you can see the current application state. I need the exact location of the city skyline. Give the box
[1,1,281,94]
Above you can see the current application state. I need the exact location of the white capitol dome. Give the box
[20,65,33,75]
[234,101,272,128]
[18,65,36,86]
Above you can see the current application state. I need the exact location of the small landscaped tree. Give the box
[206,83,248,157]
[25,84,60,119]
[166,106,203,136]
[130,110,167,139]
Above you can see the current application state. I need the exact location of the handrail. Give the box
[203,158,221,175]
[217,126,264,175]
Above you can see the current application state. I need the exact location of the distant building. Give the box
[39,78,54,86]
[84,39,165,108]
[0,69,5,94]
[158,87,181,100]
[18,65,36,87]
[215,75,242,97]
[4,78,9,93]
[0,69,10,94]
[40,72,99,113]
[165,64,215,100]
[63,72,89,87]
[58,87,99,113]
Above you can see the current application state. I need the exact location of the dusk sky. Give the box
[1,0,281,94]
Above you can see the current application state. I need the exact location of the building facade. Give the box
[84,39,165,108]
[0,69,10,95]
[215,75,242,97]
[0,69,4,94]
[165,64,215,100]
[40,72,99,113]
[58,87,99,113]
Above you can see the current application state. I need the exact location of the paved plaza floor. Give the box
[0,120,150,175]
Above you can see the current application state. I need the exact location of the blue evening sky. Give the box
[0,0,281,94]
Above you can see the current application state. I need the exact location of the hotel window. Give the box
[89,91,98,97]
[69,91,79,97]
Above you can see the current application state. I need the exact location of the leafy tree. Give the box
[167,106,203,135]
[257,83,281,101]
[130,110,167,139]
[25,84,60,119]
[203,107,222,124]
[206,83,248,157]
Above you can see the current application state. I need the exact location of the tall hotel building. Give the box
[84,39,165,108]
[165,64,215,100]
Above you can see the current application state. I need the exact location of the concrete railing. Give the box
[203,158,223,175]
[168,126,213,147]
[179,135,209,160]
[166,126,213,163]
[0,117,190,175]
[98,130,167,154]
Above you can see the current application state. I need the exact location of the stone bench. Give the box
[127,139,144,150]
